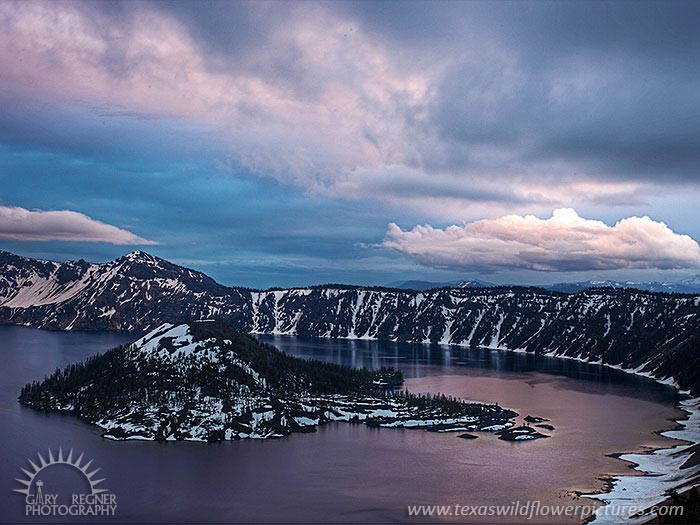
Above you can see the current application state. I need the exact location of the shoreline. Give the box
[448,342,700,524]
[259,332,700,524]
[580,397,700,524]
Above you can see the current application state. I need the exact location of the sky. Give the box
[0,0,699,288]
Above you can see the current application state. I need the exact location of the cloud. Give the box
[0,1,428,187]
[0,206,156,245]
[0,1,699,220]
[382,208,700,272]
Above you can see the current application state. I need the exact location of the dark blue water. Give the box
[0,326,682,524]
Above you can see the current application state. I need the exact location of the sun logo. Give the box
[14,448,107,497]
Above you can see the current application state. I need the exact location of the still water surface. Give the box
[0,327,685,523]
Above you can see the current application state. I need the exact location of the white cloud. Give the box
[0,206,156,245]
[382,208,700,272]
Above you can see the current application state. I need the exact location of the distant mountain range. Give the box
[2,250,700,394]
[387,278,700,294]
[543,279,700,294]
[385,279,495,291]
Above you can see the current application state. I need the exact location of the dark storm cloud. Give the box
[136,0,700,188]
[331,0,700,184]
[161,0,289,57]
[5,0,699,197]
[338,1,700,62]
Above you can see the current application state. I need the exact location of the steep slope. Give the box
[0,251,250,330]
[3,251,700,393]
[19,321,515,441]
[0,251,63,305]
[246,286,700,393]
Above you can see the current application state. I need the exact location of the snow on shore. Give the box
[583,397,700,523]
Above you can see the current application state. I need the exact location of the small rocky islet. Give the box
[497,425,550,441]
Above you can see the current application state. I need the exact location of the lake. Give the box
[0,326,686,523]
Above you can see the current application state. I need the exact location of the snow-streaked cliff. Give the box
[2,250,700,393]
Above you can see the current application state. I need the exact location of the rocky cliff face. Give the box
[2,250,700,393]
[0,250,250,331]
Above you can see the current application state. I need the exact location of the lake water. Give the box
[0,326,686,523]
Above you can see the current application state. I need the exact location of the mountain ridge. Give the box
[386,276,700,294]
[385,279,495,291]
[2,250,700,394]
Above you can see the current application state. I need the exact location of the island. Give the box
[19,321,520,442]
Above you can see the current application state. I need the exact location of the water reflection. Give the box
[0,326,684,524]
[258,335,680,403]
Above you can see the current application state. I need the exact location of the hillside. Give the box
[19,321,515,441]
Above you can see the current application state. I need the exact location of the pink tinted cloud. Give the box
[0,1,690,221]
[0,206,156,245]
[0,1,428,187]
[383,208,700,271]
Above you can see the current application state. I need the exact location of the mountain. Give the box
[386,279,462,290]
[386,279,494,290]
[0,250,250,331]
[680,276,700,288]
[456,279,496,288]
[3,250,700,394]
[543,279,700,295]
[387,276,700,294]
[19,321,516,441]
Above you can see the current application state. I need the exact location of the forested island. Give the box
[19,321,519,441]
